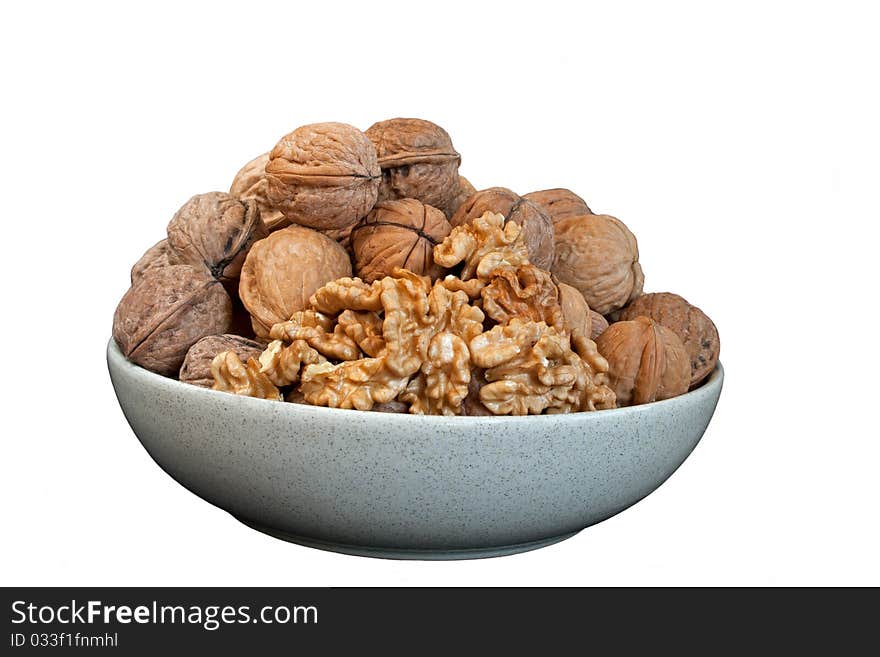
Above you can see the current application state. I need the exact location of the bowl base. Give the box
[235,516,580,560]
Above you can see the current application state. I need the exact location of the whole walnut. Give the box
[265,122,380,233]
[619,292,719,386]
[167,192,268,283]
[130,239,173,283]
[523,188,592,223]
[113,265,233,376]
[239,225,352,338]
[229,152,286,231]
[590,310,609,340]
[179,334,265,387]
[451,187,554,271]
[594,316,690,406]
[365,118,461,217]
[551,214,644,315]
[351,199,452,283]
[447,175,477,218]
[556,281,592,340]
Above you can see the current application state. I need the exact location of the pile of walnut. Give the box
[113,118,720,415]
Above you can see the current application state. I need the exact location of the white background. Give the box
[1,1,877,586]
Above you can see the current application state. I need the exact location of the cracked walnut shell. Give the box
[594,316,690,406]
[179,334,265,387]
[167,192,268,283]
[351,199,452,283]
[229,152,286,231]
[366,118,461,217]
[618,292,719,386]
[113,264,232,376]
[523,188,592,224]
[239,225,352,338]
[265,122,380,232]
[450,187,554,271]
[551,214,644,315]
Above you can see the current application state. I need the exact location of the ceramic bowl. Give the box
[107,339,723,560]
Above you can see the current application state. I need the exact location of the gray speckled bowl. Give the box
[107,339,722,560]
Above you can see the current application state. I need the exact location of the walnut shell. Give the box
[523,188,592,223]
[131,239,173,283]
[229,152,287,231]
[239,225,352,338]
[447,175,477,218]
[590,310,609,340]
[179,334,265,387]
[113,264,233,376]
[594,316,689,406]
[556,282,592,340]
[365,118,461,217]
[618,292,719,386]
[351,199,452,283]
[551,214,644,315]
[265,122,380,232]
[167,192,268,283]
[450,187,554,271]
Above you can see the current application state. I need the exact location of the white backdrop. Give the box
[2,1,877,586]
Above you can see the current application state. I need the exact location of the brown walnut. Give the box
[179,334,265,387]
[229,152,286,231]
[618,292,719,386]
[239,225,352,338]
[113,264,232,376]
[523,188,592,223]
[351,199,452,283]
[265,122,380,232]
[365,118,461,217]
[551,214,644,315]
[448,175,477,217]
[450,187,554,270]
[594,316,690,406]
[167,192,268,283]
[590,310,609,340]
[130,239,173,283]
[556,282,592,340]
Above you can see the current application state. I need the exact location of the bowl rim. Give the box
[107,338,723,426]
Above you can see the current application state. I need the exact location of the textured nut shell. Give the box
[265,122,380,231]
[451,187,554,270]
[618,292,719,386]
[557,282,592,339]
[229,152,287,231]
[365,118,461,216]
[594,316,690,406]
[131,239,173,283]
[167,192,268,282]
[113,265,232,376]
[180,334,265,387]
[448,175,477,219]
[351,199,452,283]
[551,214,644,315]
[589,310,609,340]
[524,188,592,223]
[239,225,352,338]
